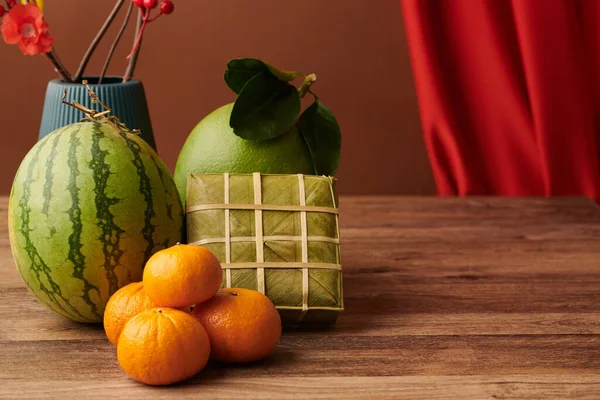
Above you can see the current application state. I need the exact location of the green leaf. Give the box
[230,72,301,141]
[224,58,301,94]
[266,64,300,82]
[298,101,342,176]
[224,58,270,94]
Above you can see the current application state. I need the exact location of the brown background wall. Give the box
[0,0,434,195]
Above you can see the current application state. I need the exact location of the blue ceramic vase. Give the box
[39,77,157,150]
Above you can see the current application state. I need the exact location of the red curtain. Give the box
[401,0,600,201]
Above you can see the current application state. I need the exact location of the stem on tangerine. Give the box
[217,290,238,296]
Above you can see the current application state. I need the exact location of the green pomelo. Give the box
[174,103,315,204]
[8,122,183,323]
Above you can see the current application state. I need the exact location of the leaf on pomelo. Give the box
[230,72,301,141]
[298,101,341,176]
[225,58,301,94]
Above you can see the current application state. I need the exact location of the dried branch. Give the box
[45,48,73,82]
[123,8,143,83]
[99,0,134,84]
[73,0,125,82]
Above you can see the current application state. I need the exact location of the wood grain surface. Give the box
[2,196,600,399]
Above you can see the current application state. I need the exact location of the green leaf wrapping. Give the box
[230,72,301,141]
[186,173,343,326]
[298,101,342,176]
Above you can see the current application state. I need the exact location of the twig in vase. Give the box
[2,0,173,84]
[99,0,134,84]
[73,0,125,82]
[122,9,143,83]
[45,48,72,82]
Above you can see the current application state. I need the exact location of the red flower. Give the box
[1,3,54,55]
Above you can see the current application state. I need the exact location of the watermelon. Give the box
[8,122,183,323]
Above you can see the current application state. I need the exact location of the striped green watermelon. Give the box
[8,122,183,323]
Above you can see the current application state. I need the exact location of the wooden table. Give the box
[2,196,600,399]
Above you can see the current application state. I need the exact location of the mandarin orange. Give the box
[191,288,281,363]
[143,244,222,308]
[103,282,157,346]
[117,308,210,385]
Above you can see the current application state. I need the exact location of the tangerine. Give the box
[143,244,222,308]
[103,282,157,346]
[191,288,281,363]
[117,308,210,385]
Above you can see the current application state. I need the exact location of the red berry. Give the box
[133,0,144,7]
[160,0,174,15]
[143,0,158,9]
[0,5,5,17]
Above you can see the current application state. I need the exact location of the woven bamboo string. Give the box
[253,173,265,294]
[221,262,342,270]
[224,173,232,288]
[328,179,344,311]
[297,174,310,323]
[189,235,339,246]
[187,203,339,214]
